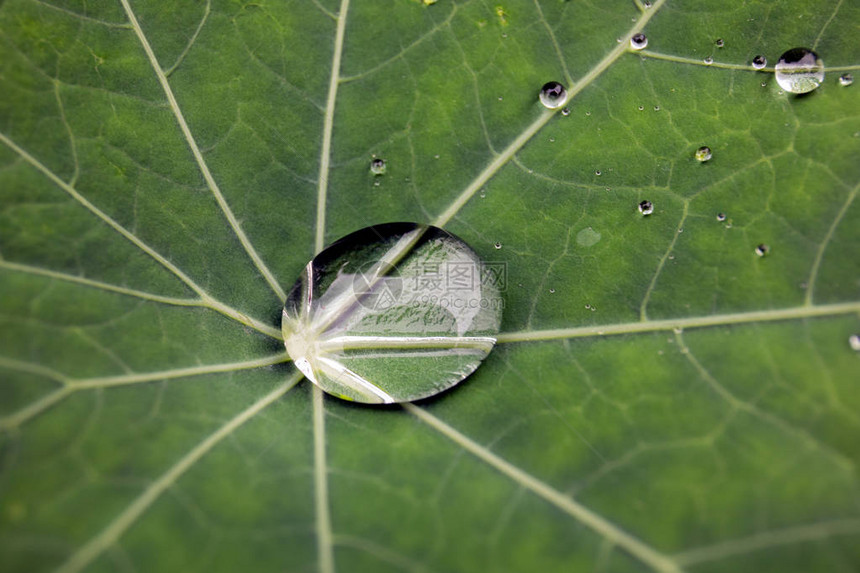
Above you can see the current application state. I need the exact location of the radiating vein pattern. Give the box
[1,0,859,572]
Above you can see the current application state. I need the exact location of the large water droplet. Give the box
[630,33,648,50]
[695,146,712,162]
[370,158,386,175]
[775,48,824,94]
[539,81,567,109]
[639,200,654,215]
[282,223,504,404]
[839,74,854,86]
[752,55,767,69]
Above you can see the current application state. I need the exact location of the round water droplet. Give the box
[370,158,386,175]
[561,107,571,116]
[715,38,724,48]
[638,105,644,111]
[716,212,726,222]
[755,243,770,257]
[654,105,660,111]
[849,334,860,351]
[595,170,601,176]
[703,56,714,65]
[752,55,767,69]
[775,48,824,94]
[643,0,652,7]
[539,81,567,109]
[549,288,556,294]
[630,33,648,50]
[839,73,854,86]
[639,200,654,215]
[494,242,502,249]
[282,223,503,404]
[695,146,712,162]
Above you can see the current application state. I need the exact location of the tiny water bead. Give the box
[755,244,770,257]
[695,146,712,162]
[703,56,713,65]
[639,200,654,215]
[716,213,726,222]
[839,74,854,86]
[849,334,860,352]
[494,242,502,249]
[630,33,647,50]
[752,55,767,69]
[539,81,567,109]
[370,158,386,175]
[282,223,504,404]
[561,107,571,116]
[775,48,824,94]
[715,38,724,48]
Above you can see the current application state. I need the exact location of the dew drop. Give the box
[643,0,652,7]
[561,107,571,116]
[716,212,726,222]
[282,223,504,404]
[638,200,654,215]
[695,146,712,162]
[494,242,502,249]
[849,334,860,352]
[595,170,602,176]
[630,33,648,50]
[703,56,714,65]
[373,180,381,187]
[479,189,486,198]
[755,243,770,257]
[370,158,386,175]
[654,105,660,111]
[839,73,854,86]
[638,105,645,111]
[549,288,556,294]
[775,47,824,94]
[715,38,724,48]
[752,55,767,69]
[539,81,567,109]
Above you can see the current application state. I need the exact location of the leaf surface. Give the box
[1,0,859,572]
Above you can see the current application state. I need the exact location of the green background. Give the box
[1,0,859,571]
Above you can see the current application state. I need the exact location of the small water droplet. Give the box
[715,38,724,48]
[434,154,440,159]
[761,81,768,87]
[703,56,714,65]
[716,213,726,222]
[595,170,601,176]
[775,47,824,94]
[677,228,683,233]
[752,55,767,69]
[585,111,591,116]
[539,81,567,109]
[373,180,381,187]
[549,288,556,294]
[585,304,591,309]
[549,137,555,143]
[561,107,571,116]
[654,105,660,111]
[849,334,860,351]
[498,96,504,101]
[643,0,652,7]
[695,146,712,162]
[370,158,386,175]
[630,33,648,50]
[638,105,644,111]
[755,243,770,257]
[839,73,854,86]
[673,326,683,334]
[282,223,503,404]
[494,242,502,249]
[479,189,486,198]
[639,200,654,215]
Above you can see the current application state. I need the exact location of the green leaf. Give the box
[1,0,858,571]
